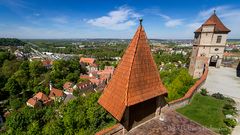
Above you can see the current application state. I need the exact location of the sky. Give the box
[0,0,240,39]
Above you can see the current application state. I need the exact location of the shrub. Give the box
[224,97,236,105]
[223,104,236,110]
[224,118,237,128]
[200,88,208,96]
[212,93,224,100]
[219,127,231,135]
[222,104,237,115]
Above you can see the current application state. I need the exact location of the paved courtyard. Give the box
[202,66,240,100]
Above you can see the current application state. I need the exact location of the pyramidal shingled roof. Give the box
[195,12,230,33]
[98,21,167,121]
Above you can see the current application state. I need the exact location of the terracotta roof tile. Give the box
[98,23,167,121]
[195,13,230,33]
[49,87,65,97]
[80,57,95,65]
[27,98,38,107]
[34,92,50,102]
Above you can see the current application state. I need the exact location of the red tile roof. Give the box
[27,98,38,107]
[98,23,167,121]
[27,92,51,107]
[63,82,74,93]
[77,80,92,89]
[80,57,95,65]
[42,59,53,67]
[195,13,230,33]
[63,82,73,89]
[49,87,65,98]
[34,92,50,102]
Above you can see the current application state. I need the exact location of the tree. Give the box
[66,71,80,83]
[27,121,41,135]
[4,77,21,96]
[9,98,22,110]
[0,38,25,46]
[2,60,22,78]
[0,51,9,66]
[42,120,64,135]
[13,70,29,89]
[29,61,46,78]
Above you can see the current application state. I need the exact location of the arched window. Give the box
[216,36,222,43]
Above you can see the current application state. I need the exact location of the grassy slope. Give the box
[177,93,227,132]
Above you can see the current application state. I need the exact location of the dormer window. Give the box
[216,36,222,43]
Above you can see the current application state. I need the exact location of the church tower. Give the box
[189,11,231,78]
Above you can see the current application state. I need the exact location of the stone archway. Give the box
[209,55,219,67]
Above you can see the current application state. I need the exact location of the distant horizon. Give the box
[0,0,240,39]
[17,38,240,40]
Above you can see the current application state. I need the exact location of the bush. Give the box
[219,127,231,135]
[212,93,224,100]
[223,104,236,110]
[224,118,237,128]
[224,97,236,105]
[200,88,208,96]
[222,104,237,115]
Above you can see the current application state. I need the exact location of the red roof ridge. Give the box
[125,25,142,106]
[195,12,230,33]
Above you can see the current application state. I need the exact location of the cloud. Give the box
[0,0,33,15]
[165,19,184,27]
[87,6,141,30]
[51,16,68,24]
[198,6,230,19]
[33,13,40,17]
[143,8,183,28]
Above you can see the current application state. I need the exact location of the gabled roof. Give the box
[80,58,95,64]
[27,92,51,107]
[98,22,167,121]
[63,82,74,89]
[195,12,230,33]
[49,88,65,97]
[34,92,50,102]
[27,98,38,107]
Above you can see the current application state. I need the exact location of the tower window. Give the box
[216,36,222,43]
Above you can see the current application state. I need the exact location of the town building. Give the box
[63,82,75,94]
[98,20,168,130]
[75,80,94,95]
[189,11,231,78]
[49,87,66,102]
[80,57,98,72]
[42,59,53,69]
[26,92,52,108]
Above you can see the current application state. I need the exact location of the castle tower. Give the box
[98,19,167,130]
[189,11,231,78]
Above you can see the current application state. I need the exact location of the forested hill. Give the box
[0,38,26,46]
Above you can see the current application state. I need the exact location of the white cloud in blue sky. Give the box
[87,6,141,30]
[0,0,239,39]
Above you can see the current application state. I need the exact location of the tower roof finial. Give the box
[139,18,143,26]
[214,9,216,14]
